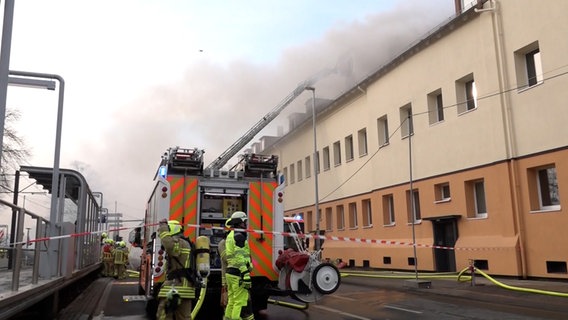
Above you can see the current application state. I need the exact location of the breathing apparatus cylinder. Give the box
[195,236,210,279]
[191,236,210,320]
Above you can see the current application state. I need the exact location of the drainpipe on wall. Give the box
[478,0,527,279]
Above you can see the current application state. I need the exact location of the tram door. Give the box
[432,217,458,272]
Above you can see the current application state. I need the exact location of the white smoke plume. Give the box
[61,2,456,220]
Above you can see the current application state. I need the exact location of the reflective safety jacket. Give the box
[157,223,195,299]
[101,244,113,261]
[112,247,129,264]
[225,230,251,275]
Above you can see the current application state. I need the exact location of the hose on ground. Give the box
[268,298,309,310]
[341,271,471,282]
[191,278,207,319]
[458,267,568,298]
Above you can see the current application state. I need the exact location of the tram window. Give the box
[129,227,143,247]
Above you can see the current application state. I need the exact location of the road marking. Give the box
[384,304,422,314]
[329,294,356,301]
[114,281,139,285]
[313,305,371,320]
[123,295,147,302]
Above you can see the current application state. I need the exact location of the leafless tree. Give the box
[1,109,30,187]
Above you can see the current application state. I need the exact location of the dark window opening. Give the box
[383,256,392,264]
[436,94,444,121]
[474,259,489,270]
[465,80,476,110]
[408,257,415,266]
[546,261,567,274]
[363,260,370,268]
[526,48,540,86]
[349,259,355,268]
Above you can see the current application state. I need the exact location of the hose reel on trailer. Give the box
[276,248,341,304]
[290,259,341,303]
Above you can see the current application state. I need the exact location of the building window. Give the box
[377,115,389,146]
[515,41,543,90]
[456,73,477,113]
[406,189,421,223]
[362,199,373,227]
[526,49,543,86]
[459,0,479,12]
[333,141,341,166]
[306,210,313,232]
[315,151,320,174]
[435,183,451,202]
[400,104,413,138]
[289,163,295,184]
[474,181,487,217]
[336,205,345,230]
[297,160,303,182]
[358,128,368,156]
[325,207,333,231]
[466,179,487,218]
[348,202,358,229]
[323,147,330,171]
[529,165,560,212]
[465,80,477,110]
[428,89,444,124]
[345,135,354,162]
[305,156,311,178]
[382,194,395,225]
[283,167,288,186]
[537,167,560,210]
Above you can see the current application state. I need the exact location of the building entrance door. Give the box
[430,216,459,272]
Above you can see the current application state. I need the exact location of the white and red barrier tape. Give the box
[7,222,512,251]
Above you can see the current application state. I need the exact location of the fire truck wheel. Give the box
[312,263,340,295]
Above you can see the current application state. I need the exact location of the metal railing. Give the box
[0,198,49,291]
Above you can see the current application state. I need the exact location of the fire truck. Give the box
[138,147,341,319]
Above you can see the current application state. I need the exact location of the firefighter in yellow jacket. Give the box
[101,238,114,277]
[224,211,254,320]
[112,241,129,279]
[156,219,195,320]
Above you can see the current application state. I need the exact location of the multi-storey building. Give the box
[259,0,568,279]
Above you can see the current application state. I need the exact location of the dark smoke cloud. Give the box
[80,1,455,219]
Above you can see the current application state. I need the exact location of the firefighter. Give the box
[101,238,114,277]
[224,211,254,320]
[156,219,195,320]
[113,240,129,279]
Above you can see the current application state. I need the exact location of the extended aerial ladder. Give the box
[205,55,352,171]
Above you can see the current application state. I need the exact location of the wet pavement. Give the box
[57,269,568,320]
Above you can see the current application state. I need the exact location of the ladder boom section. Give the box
[205,83,309,170]
[205,58,346,171]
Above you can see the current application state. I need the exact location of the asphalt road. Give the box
[83,275,568,320]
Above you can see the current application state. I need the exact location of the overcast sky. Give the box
[1,0,456,231]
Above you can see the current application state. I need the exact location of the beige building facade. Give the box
[260,0,568,279]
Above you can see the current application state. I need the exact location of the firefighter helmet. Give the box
[101,232,107,239]
[167,220,182,236]
[119,241,126,247]
[227,211,247,226]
